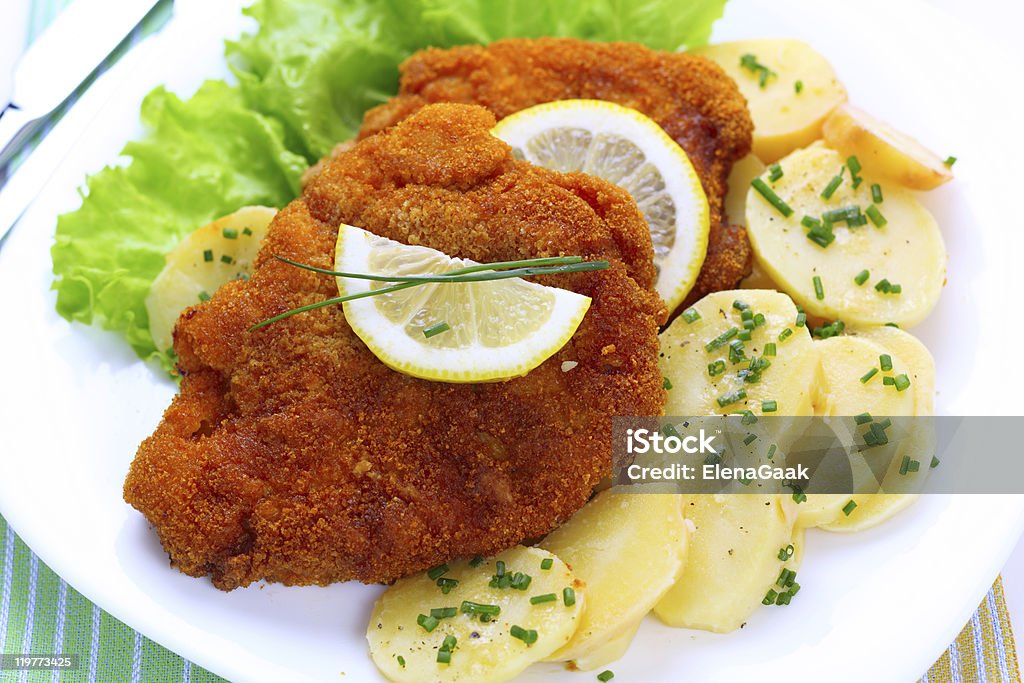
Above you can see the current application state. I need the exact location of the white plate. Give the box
[2,0,1024,681]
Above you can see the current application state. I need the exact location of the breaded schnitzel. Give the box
[124,104,666,590]
[357,38,755,306]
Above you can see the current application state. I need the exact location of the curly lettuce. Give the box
[52,0,727,370]
[51,82,306,371]
[228,0,728,160]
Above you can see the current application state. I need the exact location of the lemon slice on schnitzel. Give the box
[492,99,710,313]
[335,224,592,382]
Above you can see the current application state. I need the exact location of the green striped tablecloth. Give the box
[1,1,1021,681]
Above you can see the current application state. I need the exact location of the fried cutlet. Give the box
[124,104,666,590]
[355,38,756,305]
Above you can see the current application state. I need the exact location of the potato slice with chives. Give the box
[654,494,798,632]
[539,488,687,663]
[823,104,953,191]
[745,143,946,328]
[367,546,583,683]
[819,326,936,532]
[692,39,847,162]
[660,289,819,417]
[146,206,276,352]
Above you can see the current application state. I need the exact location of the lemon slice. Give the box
[335,224,592,382]
[492,99,709,312]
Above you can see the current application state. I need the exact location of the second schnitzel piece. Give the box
[358,38,756,304]
[124,104,666,590]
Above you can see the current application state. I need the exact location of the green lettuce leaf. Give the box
[51,81,306,371]
[227,0,729,160]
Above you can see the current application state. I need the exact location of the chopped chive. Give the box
[801,215,821,229]
[738,329,752,342]
[708,360,726,376]
[397,655,405,667]
[866,204,887,227]
[530,593,557,605]
[431,607,457,619]
[417,614,439,632]
[821,168,844,199]
[813,320,845,339]
[778,544,795,561]
[846,156,862,176]
[931,456,941,469]
[751,178,794,217]
[789,582,801,596]
[733,299,750,312]
[437,577,459,593]
[242,227,253,236]
[883,376,895,386]
[875,278,892,293]
[796,311,806,327]
[899,455,911,475]
[854,270,870,286]
[705,327,739,352]
[890,283,902,294]
[813,276,825,300]
[744,433,758,445]
[776,591,793,606]
[461,601,501,616]
[778,327,793,342]
[682,307,701,323]
[469,555,484,568]
[822,206,862,223]
[907,459,921,472]
[944,156,957,167]
[766,444,777,460]
[427,564,449,580]
[842,500,858,516]
[441,635,457,652]
[740,53,777,88]
[510,625,538,645]
[220,254,234,265]
[763,589,778,605]
[203,249,214,262]
[739,410,758,425]
[769,163,784,182]
[855,412,873,424]
[540,558,554,570]
[879,354,893,371]
[860,367,879,383]
[778,568,796,587]
[791,487,807,504]
[423,321,451,338]
[198,291,211,302]
[794,80,804,94]
[598,671,615,682]
[437,649,451,664]
[222,228,238,239]
[663,377,673,390]
[509,572,532,590]
[894,374,911,391]
[717,389,747,408]
[870,422,889,445]
[764,343,777,357]
[871,183,884,204]
[563,586,576,606]
[762,400,778,413]
[495,560,506,578]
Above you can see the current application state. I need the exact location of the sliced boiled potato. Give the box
[847,325,936,416]
[654,494,798,632]
[146,206,276,352]
[539,489,686,662]
[746,143,946,328]
[660,289,819,416]
[813,335,916,418]
[823,104,953,191]
[571,619,642,671]
[692,39,846,163]
[368,546,583,683]
[725,154,766,226]
[820,326,936,532]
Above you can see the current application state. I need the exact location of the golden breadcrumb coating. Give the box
[355,38,755,302]
[124,104,666,590]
